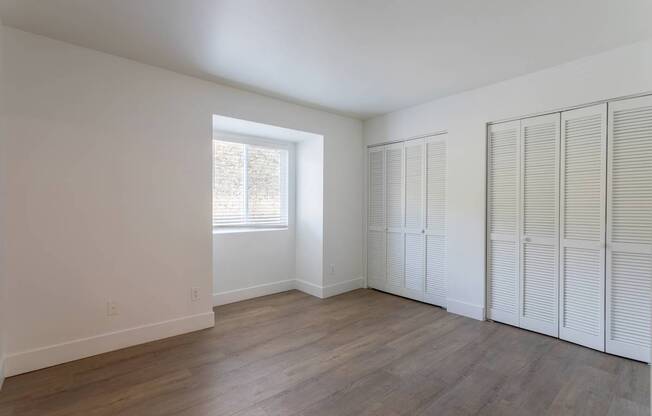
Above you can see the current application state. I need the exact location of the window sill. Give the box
[213,227,289,235]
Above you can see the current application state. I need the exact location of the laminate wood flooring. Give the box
[0,289,648,415]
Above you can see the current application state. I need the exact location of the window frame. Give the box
[212,131,294,232]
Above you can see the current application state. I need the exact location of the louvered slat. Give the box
[405,234,425,291]
[562,247,602,335]
[487,121,520,326]
[368,148,385,228]
[610,253,651,348]
[386,145,404,229]
[520,114,559,337]
[367,230,386,283]
[522,244,557,325]
[523,123,558,239]
[559,104,606,351]
[387,232,404,288]
[488,240,518,316]
[426,235,446,300]
[488,128,519,235]
[606,96,652,363]
[405,142,423,230]
[426,139,446,234]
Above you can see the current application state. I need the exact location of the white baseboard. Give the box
[5,311,215,377]
[213,279,295,306]
[294,279,324,298]
[212,277,364,306]
[322,277,365,298]
[446,298,485,321]
[294,277,364,299]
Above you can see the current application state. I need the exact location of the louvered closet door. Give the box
[367,147,386,288]
[559,104,606,351]
[606,96,652,363]
[386,142,405,292]
[519,114,560,337]
[425,135,447,307]
[404,139,426,298]
[487,121,520,326]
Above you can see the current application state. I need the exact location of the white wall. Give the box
[323,124,366,292]
[364,39,652,320]
[213,229,296,304]
[295,137,324,293]
[2,28,363,376]
[0,15,6,387]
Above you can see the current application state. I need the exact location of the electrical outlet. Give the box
[107,300,118,316]
[329,264,336,275]
[191,287,200,302]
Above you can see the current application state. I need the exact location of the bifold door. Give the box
[367,135,448,307]
[487,115,563,337]
[487,114,561,337]
[487,95,652,363]
[606,96,652,363]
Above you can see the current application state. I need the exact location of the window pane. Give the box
[213,140,245,225]
[247,145,285,225]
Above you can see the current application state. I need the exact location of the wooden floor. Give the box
[0,289,649,416]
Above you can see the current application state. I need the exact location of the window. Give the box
[213,138,289,228]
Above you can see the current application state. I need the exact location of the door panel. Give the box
[385,143,405,292]
[404,139,425,295]
[425,136,447,307]
[519,113,560,337]
[367,147,386,287]
[559,104,606,350]
[487,121,520,325]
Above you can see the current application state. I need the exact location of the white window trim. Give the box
[212,131,295,232]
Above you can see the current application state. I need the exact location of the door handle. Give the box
[523,237,531,243]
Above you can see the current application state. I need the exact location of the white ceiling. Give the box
[1,0,651,119]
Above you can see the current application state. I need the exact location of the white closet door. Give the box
[487,121,520,326]
[367,147,386,287]
[425,135,447,307]
[386,142,405,291]
[606,96,652,363]
[519,113,560,337]
[404,139,426,297]
[559,104,606,350]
